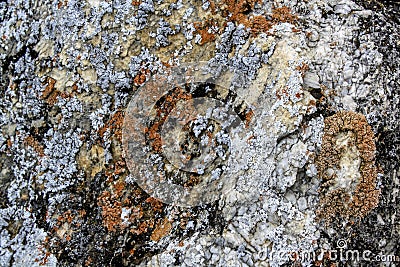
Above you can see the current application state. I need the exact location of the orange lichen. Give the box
[41,77,72,105]
[84,256,93,267]
[131,0,141,6]
[42,77,57,99]
[133,68,150,86]
[97,181,128,232]
[295,62,309,77]
[130,219,155,235]
[6,138,12,148]
[72,82,78,92]
[292,27,301,33]
[184,174,201,187]
[245,15,273,35]
[145,197,164,212]
[150,217,172,242]
[59,210,74,224]
[36,250,51,266]
[97,179,165,235]
[244,109,254,128]
[271,6,298,24]
[98,190,123,232]
[98,110,124,141]
[316,111,380,224]
[114,180,125,196]
[24,136,45,157]
[219,0,298,35]
[105,159,127,183]
[144,87,192,153]
[193,19,220,45]
[223,0,261,22]
[46,90,70,105]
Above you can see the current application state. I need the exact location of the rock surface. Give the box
[0,0,399,266]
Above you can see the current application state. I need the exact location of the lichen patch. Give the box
[316,111,380,224]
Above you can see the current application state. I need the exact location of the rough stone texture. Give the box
[0,0,399,266]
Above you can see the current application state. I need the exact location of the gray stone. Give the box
[304,72,320,89]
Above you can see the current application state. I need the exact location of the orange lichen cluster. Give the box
[275,87,289,100]
[270,6,298,24]
[98,110,124,141]
[97,180,167,238]
[144,87,192,152]
[316,111,380,224]
[41,77,56,99]
[150,217,172,242]
[133,68,150,86]
[244,109,254,128]
[145,197,164,212]
[97,181,125,232]
[84,256,93,267]
[179,212,191,230]
[52,209,84,242]
[35,237,52,266]
[105,159,127,183]
[220,0,298,35]
[295,62,310,77]
[193,19,220,45]
[57,0,68,9]
[37,207,89,264]
[24,135,44,157]
[184,174,201,187]
[223,0,261,24]
[129,217,155,235]
[131,0,141,6]
[36,251,52,266]
[56,210,74,225]
[6,138,12,148]
[41,77,71,105]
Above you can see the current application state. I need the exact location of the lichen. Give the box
[316,111,380,223]
[1,0,398,265]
